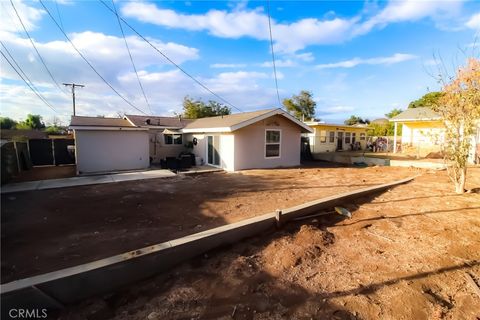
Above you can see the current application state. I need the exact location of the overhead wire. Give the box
[54,0,65,31]
[38,0,149,115]
[1,48,58,112]
[111,0,152,114]
[9,0,68,96]
[98,0,243,113]
[266,0,282,108]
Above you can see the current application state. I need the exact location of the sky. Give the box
[0,0,479,125]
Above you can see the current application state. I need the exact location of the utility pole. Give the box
[63,83,85,116]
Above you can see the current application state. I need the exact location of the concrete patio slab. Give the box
[1,169,176,194]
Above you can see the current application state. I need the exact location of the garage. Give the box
[70,116,149,175]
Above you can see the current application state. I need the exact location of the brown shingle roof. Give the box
[183,109,276,130]
[70,116,135,127]
[125,114,193,128]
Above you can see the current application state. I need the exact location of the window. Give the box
[319,130,327,143]
[345,132,351,144]
[360,133,366,140]
[329,131,335,143]
[352,133,356,144]
[164,134,183,145]
[265,129,281,158]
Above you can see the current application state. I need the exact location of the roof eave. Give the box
[70,126,148,131]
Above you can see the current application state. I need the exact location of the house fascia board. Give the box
[70,126,148,131]
[181,127,232,133]
[389,118,442,123]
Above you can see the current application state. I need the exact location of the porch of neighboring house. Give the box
[303,122,369,154]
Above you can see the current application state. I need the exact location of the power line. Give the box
[111,0,152,114]
[98,0,243,113]
[10,0,67,96]
[38,0,149,116]
[0,48,58,113]
[266,0,282,108]
[54,0,65,31]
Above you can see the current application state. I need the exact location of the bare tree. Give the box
[433,58,480,193]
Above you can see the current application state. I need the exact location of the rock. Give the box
[147,312,160,320]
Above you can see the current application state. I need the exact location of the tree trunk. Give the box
[455,167,467,194]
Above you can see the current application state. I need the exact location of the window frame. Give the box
[265,129,281,159]
[360,133,366,141]
[164,133,183,145]
[345,132,351,144]
[329,131,335,143]
[319,130,327,143]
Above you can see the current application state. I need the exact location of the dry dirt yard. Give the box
[53,166,480,320]
[2,164,419,283]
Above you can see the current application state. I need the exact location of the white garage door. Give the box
[75,130,149,174]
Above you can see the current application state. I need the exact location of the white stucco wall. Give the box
[74,130,149,174]
[187,115,302,171]
[148,130,185,163]
[188,133,235,171]
[234,115,301,171]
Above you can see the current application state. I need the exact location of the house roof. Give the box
[182,108,313,133]
[390,107,441,122]
[303,122,368,130]
[124,114,193,128]
[69,116,147,131]
[0,129,48,140]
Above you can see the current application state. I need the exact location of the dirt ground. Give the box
[3,164,420,283]
[9,165,76,183]
[54,166,480,320]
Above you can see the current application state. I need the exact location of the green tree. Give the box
[385,108,403,119]
[182,96,231,119]
[16,114,45,130]
[344,115,370,125]
[0,117,18,129]
[408,91,443,109]
[44,126,64,135]
[282,90,316,120]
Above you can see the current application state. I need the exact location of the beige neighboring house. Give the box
[70,108,312,174]
[304,121,368,153]
[390,107,480,164]
[182,108,312,171]
[70,116,149,174]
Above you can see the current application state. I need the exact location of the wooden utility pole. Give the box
[63,83,85,116]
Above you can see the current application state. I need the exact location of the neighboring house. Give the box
[69,109,312,174]
[390,107,480,163]
[304,121,368,153]
[124,115,193,163]
[70,116,149,174]
[182,108,312,171]
[390,107,444,155]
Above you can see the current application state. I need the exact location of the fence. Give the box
[1,139,75,184]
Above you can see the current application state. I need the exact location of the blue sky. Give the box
[1,0,479,125]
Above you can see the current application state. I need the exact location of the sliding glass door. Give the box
[207,135,220,166]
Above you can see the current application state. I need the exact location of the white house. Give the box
[182,108,312,171]
[70,116,149,174]
[70,109,313,174]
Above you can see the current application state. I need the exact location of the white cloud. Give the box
[466,12,480,30]
[354,0,464,36]
[260,59,297,68]
[316,53,417,69]
[121,1,467,53]
[210,63,247,68]
[0,0,44,33]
